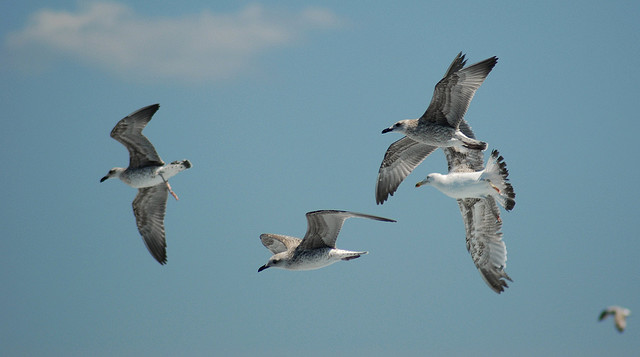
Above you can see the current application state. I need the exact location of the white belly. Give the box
[122,161,190,188]
[434,173,492,199]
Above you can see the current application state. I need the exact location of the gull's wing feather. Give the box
[376,137,437,204]
[614,311,627,332]
[132,184,168,264]
[599,309,612,321]
[458,196,511,293]
[420,54,497,129]
[260,233,301,254]
[110,104,164,168]
[299,210,395,250]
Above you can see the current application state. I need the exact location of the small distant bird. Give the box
[599,306,631,332]
[101,104,192,264]
[416,149,515,212]
[376,52,497,204]
[258,210,396,272]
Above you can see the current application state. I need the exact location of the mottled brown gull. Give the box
[376,52,497,204]
[258,210,395,272]
[101,104,192,265]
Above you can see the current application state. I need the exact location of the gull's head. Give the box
[100,167,125,182]
[382,120,412,135]
[258,255,286,272]
[416,174,434,188]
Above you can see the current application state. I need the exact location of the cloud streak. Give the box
[5,2,341,82]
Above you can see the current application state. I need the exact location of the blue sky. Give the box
[2,1,639,356]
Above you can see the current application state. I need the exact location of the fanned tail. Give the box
[483,150,516,211]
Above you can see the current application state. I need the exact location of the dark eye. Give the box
[394,123,401,127]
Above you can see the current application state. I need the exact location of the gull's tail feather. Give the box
[341,251,368,261]
[483,150,516,211]
[455,130,487,151]
[170,159,192,169]
[462,139,488,151]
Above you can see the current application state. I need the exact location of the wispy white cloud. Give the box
[5,2,341,82]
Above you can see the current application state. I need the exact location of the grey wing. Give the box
[458,196,511,293]
[132,184,168,264]
[110,104,164,168]
[420,54,497,129]
[260,233,301,254]
[376,136,438,204]
[299,210,396,250]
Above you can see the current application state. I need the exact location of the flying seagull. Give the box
[599,306,631,332]
[416,121,515,293]
[416,149,515,213]
[376,52,497,204]
[101,104,192,264]
[258,210,396,272]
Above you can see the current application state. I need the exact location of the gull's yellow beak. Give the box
[415,179,428,187]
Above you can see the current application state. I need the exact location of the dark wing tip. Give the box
[144,241,167,265]
[487,56,498,67]
[598,310,608,321]
[477,56,499,73]
[443,52,468,77]
[375,190,392,205]
[491,279,509,294]
[136,103,160,113]
[480,267,512,294]
[134,103,161,120]
[363,214,397,223]
[142,103,160,110]
[259,233,273,247]
[148,244,167,265]
[504,199,516,211]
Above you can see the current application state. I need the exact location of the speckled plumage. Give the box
[258,210,395,272]
[376,53,497,204]
[101,104,191,264]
